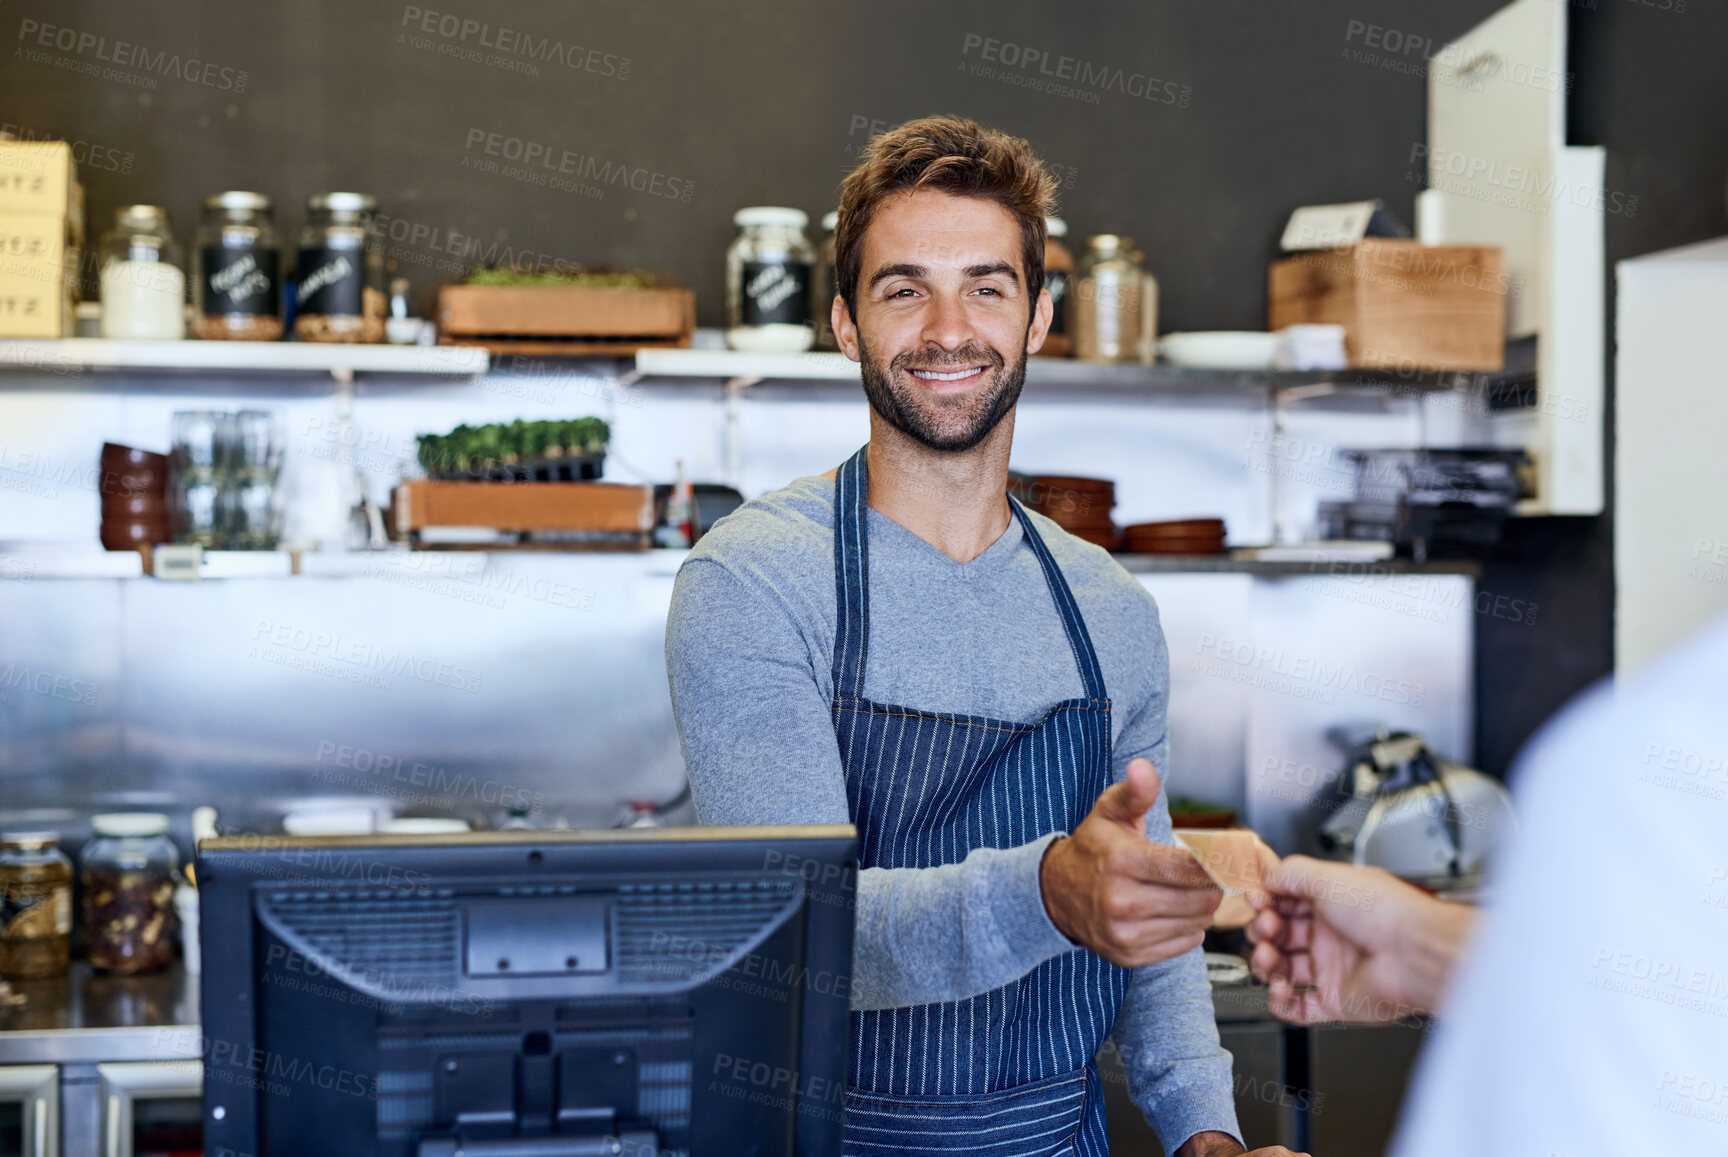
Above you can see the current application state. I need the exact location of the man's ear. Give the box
[832,295,861,362]
[1024,287,1053,357]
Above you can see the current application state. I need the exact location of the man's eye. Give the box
[889,287,918,298]
[973,287,1001,296]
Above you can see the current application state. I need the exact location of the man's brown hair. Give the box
[835,115,1056,324]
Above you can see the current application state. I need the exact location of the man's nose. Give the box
[919,292,974,351]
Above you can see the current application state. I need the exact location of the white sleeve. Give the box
[1393,618,1728,1156]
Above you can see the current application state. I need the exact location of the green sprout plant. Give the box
[417,417,610,475]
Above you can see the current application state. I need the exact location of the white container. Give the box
[98,205,186,340]
[726,207,815,353]
[378,818,471,835]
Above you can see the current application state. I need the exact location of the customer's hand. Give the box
[1039,758,1222,968]
[1245,855,1475,1023]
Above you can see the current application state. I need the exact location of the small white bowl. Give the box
[379,817,472,835]
[1159,331,1281,370]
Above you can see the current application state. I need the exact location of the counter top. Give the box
[0,964,199,1063]
[0,962,1274,1065]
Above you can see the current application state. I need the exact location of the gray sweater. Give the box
[665,474,1240,1150]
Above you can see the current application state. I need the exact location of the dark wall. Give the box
[5,0,1724,771]
[3,0,1504,328]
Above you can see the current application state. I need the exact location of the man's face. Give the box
[834,189,1052,453]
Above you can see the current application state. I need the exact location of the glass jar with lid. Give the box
[1037,217,1074,358]
[0,832,73,979]
[99,205,186,340]
[81,813,179,974]
[1073,234,1156,364]
[192,191,283,341]
[293,192,385,343]
[725,206,815,353]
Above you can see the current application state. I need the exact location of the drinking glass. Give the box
[169,411,234,547]
[224,410,284,549]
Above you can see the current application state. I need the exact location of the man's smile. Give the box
[909,365,989,388]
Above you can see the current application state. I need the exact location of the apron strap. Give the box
[831,445,1109,705]
[832,446,873,702]
[1008,496,1109,703]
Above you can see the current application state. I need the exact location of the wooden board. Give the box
[436,284,695,343]
[438,335,691,357]
[1269,241,1505,372]
[393,480,655,534]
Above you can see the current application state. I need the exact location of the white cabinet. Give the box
[95,1062,202,1157]
[1614,236,1728,672]
[0,1065,58,1157]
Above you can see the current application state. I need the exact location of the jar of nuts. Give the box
[192,192,283,341]
[0,832,73,979]
[294,192,385,343]
[81,813,180,974]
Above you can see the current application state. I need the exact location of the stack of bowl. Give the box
[1120,518,1228,555]
[1017,474,1119,550]
[98,443,170,552]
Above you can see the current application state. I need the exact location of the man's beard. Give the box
[858,334,1028,453]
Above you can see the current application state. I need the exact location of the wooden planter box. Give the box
[436,283,695,356]
[393,480,655,549]
[1269,240,1506,372]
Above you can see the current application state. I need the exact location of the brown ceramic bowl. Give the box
[101,493,170,519]
[1123,535,1228,556]
[98,444,169,498]
[1119,524,1230,542]
[100,442,168,468]
[99,519,172,551]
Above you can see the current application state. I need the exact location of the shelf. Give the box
[631,345,1492,409]
[635,347,862,381]
[0,546,1478,581]
[1116,554,1479,578]
[0,338,489,379]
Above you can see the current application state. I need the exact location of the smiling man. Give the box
[667,116,1300,1157]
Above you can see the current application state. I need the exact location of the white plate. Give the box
[1159,331,1280,370]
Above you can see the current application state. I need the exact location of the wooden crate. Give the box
[393,480,655,535]
[1269,241,1505,372]
[436,283,695,356]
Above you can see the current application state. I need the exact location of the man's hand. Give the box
[1038,758,1222,968]
[1245,855,1475,1024]
[1174,1130,1310,1157]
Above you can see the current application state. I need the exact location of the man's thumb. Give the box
[1094,758,1162,827]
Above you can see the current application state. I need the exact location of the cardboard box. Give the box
[0,212,79,337]
[0,141,79,219]
[1269,240,1506,372]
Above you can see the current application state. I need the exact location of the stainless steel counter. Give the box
[0,965,198,1065]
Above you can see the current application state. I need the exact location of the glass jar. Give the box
[1132,246,1159,364]
[812,209,840,351]
[192,191,283,341]
[169,410,235,548]
[293,192,385,343]
[99,205,186,340]
[1074,234,1156,364]
[81,813,179,974]
[725,206,814,353]
[222,409,285,550]
[1037,216,1074,358]
[0,833,73,979]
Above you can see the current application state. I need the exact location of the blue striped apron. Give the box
[830,446,1129,1156]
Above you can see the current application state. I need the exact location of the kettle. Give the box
[1316,729,1515,888]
